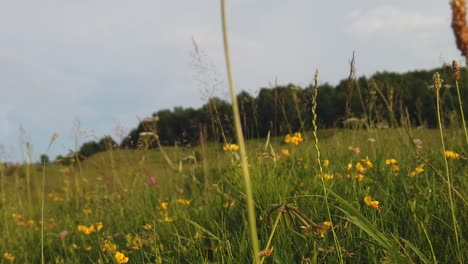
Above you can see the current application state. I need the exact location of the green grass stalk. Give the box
[260,209,282,264]
[452,61,468,146]
[26,146,32,215]
[434,72,462,263]
[41,133,58,264]
[220,1,261,263]
[310,70,344,263]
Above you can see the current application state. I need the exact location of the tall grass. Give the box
[0,3,467,263]
[220,0,260,262]
[433,72,463,263]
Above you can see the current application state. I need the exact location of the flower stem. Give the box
[220,1,260,263]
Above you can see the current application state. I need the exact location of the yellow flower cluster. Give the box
[364,195,379,210]
[159,202,168,210]
[3,253,15,262]
[114,251,129,264]
[281,149,290,157]
[361,157,373,169]
[77,222,103,235]
[158,202,174,222]
[322,159,330,167]
[385,158,400,173]
[223,144,239,151]
[48,192,64,202]
[445,150,460,160]
[353,157,373,181]
[101,240,117,253]
[409,164,425,177]
[323,173,334,180]
[177,199,190,205]
[223,200,236,208]
[317,221,333,238]
[11,213,35,227]
[284,132,303,145]
[126,233,143,250]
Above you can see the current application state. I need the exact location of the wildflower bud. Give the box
[452,60,460,80]
[433,72,442,91]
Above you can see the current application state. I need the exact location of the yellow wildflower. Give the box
[410,164,425,177]
[223,200,236,208]
[357,174,364,182]
[364,195,380,209]
[77,224,98,235]
[84,244,92,251]
[385,159,397,165]
[223,144,239,151]
[322,159,330,167]
[323,173,334,180]
[83,208,92,215]
[143,223,152,230]
[3,253,15,262]
[294,132,303,143]
[361,157,373,168]
[346,162,353,176]
[126,233,143,250]
[445,150,460,160]
[72,243,79,249]
[281,149,290,157]
[101,240,117,253]
[391,164,400,173]
[177,199,190,206]
[114,251,129,264]
[285,132,303,145]
[159,202,168,210]
[355,162,366,174]
[77,225,88,233]
[317,221,332,238]
[96,222,103,232]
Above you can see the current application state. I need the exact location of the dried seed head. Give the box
[452,60,460,80]
[451,0,468,57]
[433,72,443,91]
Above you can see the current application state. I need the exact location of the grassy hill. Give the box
[1,128,466,262]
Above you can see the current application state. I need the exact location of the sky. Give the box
[0,0,463,163]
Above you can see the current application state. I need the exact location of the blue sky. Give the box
[0,0,462,162]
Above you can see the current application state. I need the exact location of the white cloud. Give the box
[346,5,446,38]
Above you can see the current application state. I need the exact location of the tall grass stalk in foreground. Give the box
[433,72,462,263]
[310,70,344,263]
[41,133,59,264]
[220,1,260,263]
[452,60,468,145]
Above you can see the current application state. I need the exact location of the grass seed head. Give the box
[451,0,468,57]
[433,72,442,91]
[452,60,460,80]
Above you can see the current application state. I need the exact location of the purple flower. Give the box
[147,177,157,186]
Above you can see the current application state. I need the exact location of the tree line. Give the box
[61,65,467,160]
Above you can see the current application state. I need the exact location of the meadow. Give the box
[1,2,468,263]
[0,126,466,263]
